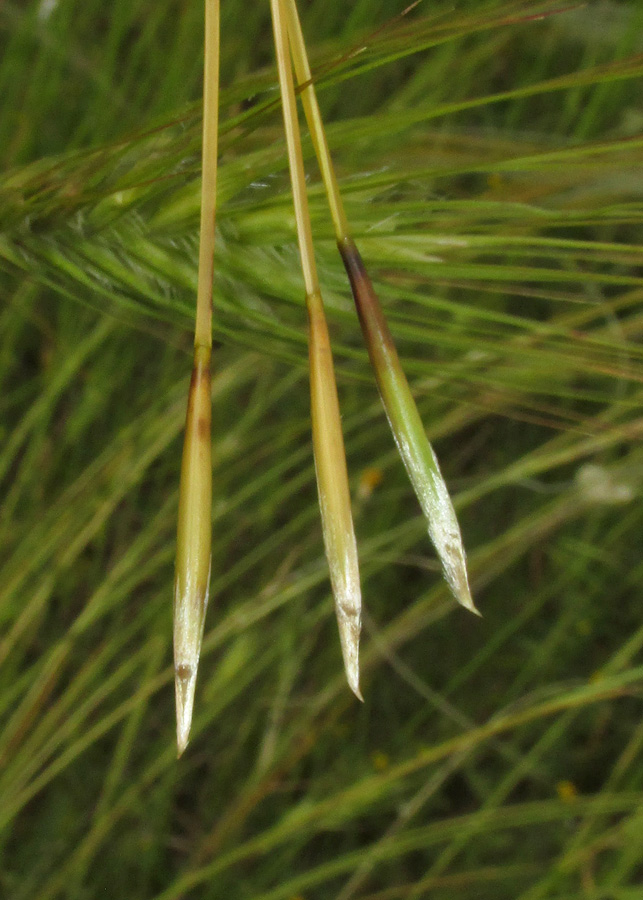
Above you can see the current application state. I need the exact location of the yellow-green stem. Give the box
[270,0,317,296]
[283,0,349,240]
[194,0,220,350]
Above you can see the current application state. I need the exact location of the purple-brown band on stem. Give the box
[338,236,398,369]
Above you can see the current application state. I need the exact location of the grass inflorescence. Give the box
[1,1,643,898]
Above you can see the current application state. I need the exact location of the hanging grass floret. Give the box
[173,0,220,757]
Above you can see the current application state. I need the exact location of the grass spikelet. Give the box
[339,236,477,615]
[308,289,363,699]
[174,345,212,755]
[173,0,220,755]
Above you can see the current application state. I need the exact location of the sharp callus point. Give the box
[174,346,213,755]
[335,587,364,701]
[338,237,478,616]
[175,663,197,757]
[418,441,478,616]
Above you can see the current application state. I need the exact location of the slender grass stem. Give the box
[173,0,220,756]
[282,0,350,241]
[271,0,363,698]
[284,0,476,613]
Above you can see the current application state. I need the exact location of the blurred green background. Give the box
[1,0,643,898]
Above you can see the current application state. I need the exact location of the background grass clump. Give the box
[1,0,643,898]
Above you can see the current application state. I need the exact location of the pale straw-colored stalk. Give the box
[174,0,220,756]
[283,0,477,614]
[271,0,363,698]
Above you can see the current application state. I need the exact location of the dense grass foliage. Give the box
[1,1,642,898]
